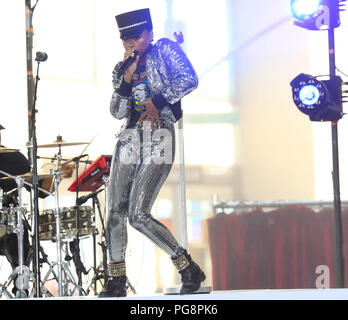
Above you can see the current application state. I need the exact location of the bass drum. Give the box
[39,206,96,241]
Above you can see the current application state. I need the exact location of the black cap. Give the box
[115,8,152,40]
[0,125,4,130]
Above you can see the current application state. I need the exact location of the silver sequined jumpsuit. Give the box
[107,38,198,264]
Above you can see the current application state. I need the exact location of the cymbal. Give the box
[23,173,53,181]
[37,142,88,148]
[0,173,53,182]
[35,135,88,148]
[0,147,20,153]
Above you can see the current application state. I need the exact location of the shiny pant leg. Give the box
[106,137,135,263]
[106,125,184,264]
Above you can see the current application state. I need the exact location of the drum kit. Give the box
[0,135,110,299]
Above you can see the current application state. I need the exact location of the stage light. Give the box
[290,73,343,121]
[290,0,342,30]
[291,0,322,18]
[299,84,321,106]
[290,0,346,290]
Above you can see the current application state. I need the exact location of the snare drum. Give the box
[0,207,15,238]
[39,206,96,241]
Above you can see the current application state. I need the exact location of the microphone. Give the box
[76,188,104,206]
[72,154,89,162]
[117,50,139,78]
[35,51,48,62]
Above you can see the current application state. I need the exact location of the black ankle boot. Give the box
[99,262,127,298]
[98,275,127,298]
[172,250,206,295]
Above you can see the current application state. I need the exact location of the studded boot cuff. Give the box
[172,252,191,271]
[108,262,126,277]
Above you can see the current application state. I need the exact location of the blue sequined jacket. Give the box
[110,38,198,135]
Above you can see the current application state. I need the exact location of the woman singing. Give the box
[100,8,205,297]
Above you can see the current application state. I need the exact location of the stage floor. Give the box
[10,288,348,300]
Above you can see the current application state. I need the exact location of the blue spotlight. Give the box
[299,85,321,106]
[291,0,322,19]
[290,0,342,30]
[290,73,343,121]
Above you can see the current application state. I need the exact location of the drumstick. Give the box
[60,133,98,167]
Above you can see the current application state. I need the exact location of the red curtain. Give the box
[207,205,348,290]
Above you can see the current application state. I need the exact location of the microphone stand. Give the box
[24,0,39,298]
[27,58,44,297]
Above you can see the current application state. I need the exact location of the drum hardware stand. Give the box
[38,168,86,297]
[93,192,107,287]
[38,241,86,297]
[85,262,106,296]
[0,283,15,299]
[0,170,53,199]
[5,177,35,298]
[68,155,90,292]
[84,189,108,295]
[41,258,86,297]
[23,216,57,298]
[68,236,88,295]
[0,189,54,299]
[37,155,71,163]
[50,169,64,296]
[92,197,100,292]
[0,242,55,299]
[49,144,64,194]
[102,176,110,278]
[47,147,82,296]
[48,154,89,296]
[0,172,54,298]
[85,176,110,295]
